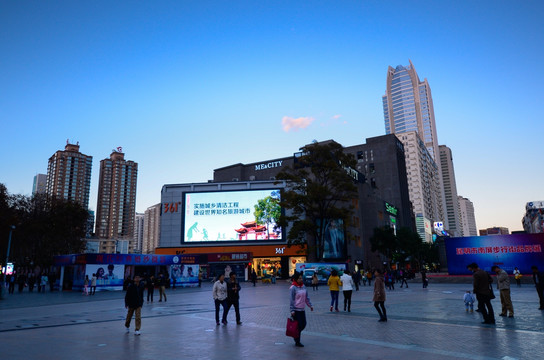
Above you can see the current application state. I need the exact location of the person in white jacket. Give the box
[212,274,228,325]
[340,270,355,312]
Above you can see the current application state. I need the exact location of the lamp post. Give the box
[1,225,16,299]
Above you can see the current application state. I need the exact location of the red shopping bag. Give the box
[286,317,299,338]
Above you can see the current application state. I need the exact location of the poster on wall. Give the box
[86,264,125,290]
[170,264,200,287]
[183,189,282,243]
[445,233,544,275]
[318,219,345,259]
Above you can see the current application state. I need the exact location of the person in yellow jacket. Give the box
[327,269,342,312]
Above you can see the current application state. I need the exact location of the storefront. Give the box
[156,244,306,281]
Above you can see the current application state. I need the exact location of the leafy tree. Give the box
[254,192,281,239]
[0,184,88,268]
[369,226,398,263]
[275,141,358,260]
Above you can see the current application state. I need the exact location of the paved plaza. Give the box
[0,278,543,360]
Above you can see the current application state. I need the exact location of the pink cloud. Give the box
[331,114,342,120]
[282,116,315,132]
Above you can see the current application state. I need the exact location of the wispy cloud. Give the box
[331,114,342,120]
[282,116,315,132]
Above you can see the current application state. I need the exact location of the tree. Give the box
[275,141,358,260]
[369,226,398,263]
[254,191,281,239]
[0,184,88,268]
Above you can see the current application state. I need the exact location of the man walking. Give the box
[158,273,167,302]
[125,275,145,335]
[492,265,514,317]
[225,272,242,325]
[532,266,544,310]
[467,263,495,325]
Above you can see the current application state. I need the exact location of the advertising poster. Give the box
[183,189,282,242]
[318,219,345,259]
[445,233,544,275]
[170,264,200,287]
[295,262,347,284]
[86,264,125,290]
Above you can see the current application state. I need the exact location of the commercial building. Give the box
[458,196,478,236]
[479,227,510,236]
[95,148,138,252]
[439,145,461,237]
[46,142,92,209]
[396,132,443,242]
[522,201,544,234]
[32,173,47,195]
[157,135,414,277]
[382,61,447,239]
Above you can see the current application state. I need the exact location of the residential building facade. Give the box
[95,149,138,252]
[143,204,161,254]
[439,145,461,237]
[46,142,92,208]
[458,196,478,237]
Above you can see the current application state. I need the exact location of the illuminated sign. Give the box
[434,222,444,232]
[385,202,398,216]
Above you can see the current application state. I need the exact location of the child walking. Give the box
[464,290,475,312]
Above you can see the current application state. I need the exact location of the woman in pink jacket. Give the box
[290,272,314,347]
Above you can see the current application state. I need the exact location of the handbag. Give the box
[286,317,299,338]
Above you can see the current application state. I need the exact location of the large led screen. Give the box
[183,189,282,243]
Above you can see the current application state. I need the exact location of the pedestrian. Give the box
[385,271,395,290]
[289,271,313,347]
[366,270,373,287]
[531,265,544,310]
[212,274,228,325]
[124,275,145,335]
[513,267,522,287]
[340,269,354,312]
[373,269,387,322]
[361,271,367,286]
[251,269,257,287]
[17,273,26,293]
[463,291,475,312]
[146,275,155,302]
[8,274,15,294]
[90,273,97,295]
[400,270,409,288]
[225,272,242,325]
[421,270,428,288]
[84,275,89,295]
[40,273,49,293]
[492,265,514,317]
[28,273,36,292]
[467,263,495,325]
[198,270,203,288]
[327,269,342,312]
[158,273,167,302]
[311,273,319,291]
[353,270,360,291]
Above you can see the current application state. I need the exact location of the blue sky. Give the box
[1,1,543,232]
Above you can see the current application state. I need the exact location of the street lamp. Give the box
[1,225,16,299]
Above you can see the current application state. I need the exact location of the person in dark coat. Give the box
[373,269,387,322]
[467,263,495,325]
[125,276,145,335]
[225,272,242,325]
[532,265,544,310]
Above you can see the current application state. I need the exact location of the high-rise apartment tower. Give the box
[46,142,92,208]
[95,149,138,249]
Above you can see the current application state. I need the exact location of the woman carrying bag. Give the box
[289,271,314,347]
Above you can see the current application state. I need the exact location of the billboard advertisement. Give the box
[295,262,348,285]
[86,264,125,290]
[318,219,346,259]
[170,264,200,287]
[183,189,282,243]
[445,233,544,275]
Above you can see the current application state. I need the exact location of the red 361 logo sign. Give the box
[164,202,181,213]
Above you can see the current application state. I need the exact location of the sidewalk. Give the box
[1,280,543,359]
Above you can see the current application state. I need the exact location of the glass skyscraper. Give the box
[382,60,439,162]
